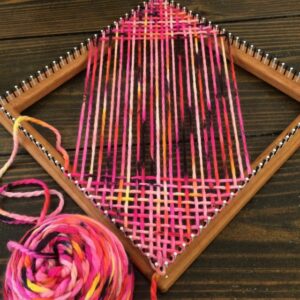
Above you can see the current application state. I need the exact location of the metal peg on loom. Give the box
[30,74,38,87]
[262,53,270,65]
[91,33,98,46]
[234,36,240,47]
[44,65,52,78]
[106,25,111,35]
[240,40,248,52]
[248,44,255,56]
[279,62,286,74]
[213,22,219,30]
[73,47,80,58]
[221,28,227,37]
[207,20,213,29]
[255,48,262,60]
[79,42,87,54]
[172,0,298,86]
[194,13,200,24]
[201,17,207,25]
[0,95,6,105]
[58,56,66,68]
[85,38,92,49]
[52,60,60,72]
[7,90,16,101]
[113,21,119,31]
[13,85,22,97]
[292,69,297,80]
[271,57,278,69]
[227,32,234,45]
[5,90,14,102]
[99,30,104,42]
[36,70,45,82]
[287,67,294,79]
[289,69,297,80]
[21,80,30,92]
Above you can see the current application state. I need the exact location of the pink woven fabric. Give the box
[0,117,135,300]
[72,0,251,274]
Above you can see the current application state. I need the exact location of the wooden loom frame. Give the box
[0,3,300,292]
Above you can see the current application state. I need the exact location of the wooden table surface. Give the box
[0,1,300,299]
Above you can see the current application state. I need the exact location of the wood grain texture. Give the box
[0,1,299,299]
[0,0,299,38]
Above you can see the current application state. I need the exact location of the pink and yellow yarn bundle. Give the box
[0,117,134,300]
[4,213,134,300]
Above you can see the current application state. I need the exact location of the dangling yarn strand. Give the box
[0,116,135,300]
[0,116,69,179]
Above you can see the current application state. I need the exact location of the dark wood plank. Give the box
[183,0,300,22]
[0,34,88,92]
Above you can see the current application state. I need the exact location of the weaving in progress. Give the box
[71,0,252,275]
[0,0,299,296]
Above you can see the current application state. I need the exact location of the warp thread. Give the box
[71,0,252,275]
[0,116,136,300]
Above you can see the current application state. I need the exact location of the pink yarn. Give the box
[0,116,135,299]
[1,183,134,300]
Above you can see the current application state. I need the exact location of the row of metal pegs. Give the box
[0,40,90,104]
[1,0,299,105]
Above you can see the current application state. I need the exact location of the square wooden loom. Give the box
[0,2,299,292]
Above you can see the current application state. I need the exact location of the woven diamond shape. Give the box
[71,0,251,274]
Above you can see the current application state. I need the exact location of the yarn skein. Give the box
[0,116,135,300]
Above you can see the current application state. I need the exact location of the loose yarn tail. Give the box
[0,115,135,299]
[0,115,69,179]
[151,273,159,300]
